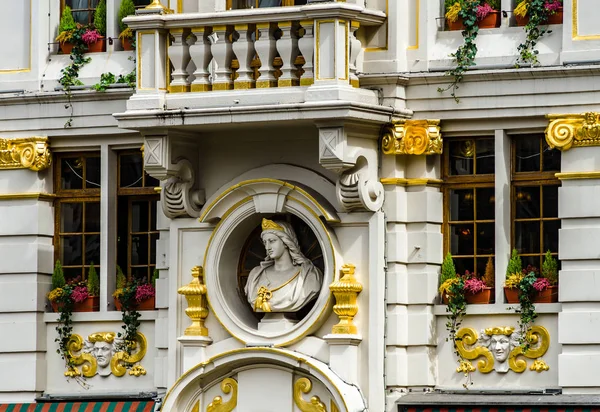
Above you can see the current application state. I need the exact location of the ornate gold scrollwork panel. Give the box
[0,137,51,171]
[206,377,238,412]
[294,377,328,412]
[546,112,600,151]
[381,119,442,156]
[454,326,550,374]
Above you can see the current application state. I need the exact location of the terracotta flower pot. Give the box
[465,287,494,304]
[74,296,99,312]
[121,38,134,51]
[533,285,558,303]
[115,296,155,311]
[446,10,501,31]
[59,41,74,55]
[86,37,106,53]
[504,286,520,303]
[447,18,465,31]
[515,8,563,26]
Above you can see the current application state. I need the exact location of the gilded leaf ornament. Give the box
[293,377,328,412]
[0,137,51,171]
[546,112,600,151]
[381,119,442,156]
[206,377,238,412]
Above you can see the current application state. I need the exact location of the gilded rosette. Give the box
[546,112,600,151]
[330,263,362,335]
[177,265,209,336]
[381,119,442,156]
[0,137,51,171]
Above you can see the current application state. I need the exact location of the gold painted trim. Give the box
[168,84,190,93]
[0,192,55,201]
[0,0,32,73]
[162,347,350,412]
[294,377,327,412]
[572,0,600,40]
[0,136,51,171]
[365,0,389,52]
[177,0,182,13]
[546,112,600,151]
[381,119,442,156]
[206,377,238,412]
[407,0,420,50]
[144,0,173,13]
[380,177,443,187]
[555,171,600,180]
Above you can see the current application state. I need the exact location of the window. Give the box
[443,138,496,276]
[54,153,102,281]
[227,0,307,9]
[116,151,160,285]
[512,135,561,270]
[63,0,99,25]
[134,0,152,8]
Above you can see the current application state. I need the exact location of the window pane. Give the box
[85,202,101,232]
[61,203,83,233]
[150,201,157,231]
[543,220,560,253]
[543,186,559,217]
[449,140,474,176]
[61,158,84,190]
[131,201,149,232]
[476,188,495,220]
[515,221,541,254]
[145,174,159,188]
[453,258,474,277]
[131,266,149,283]
[63,267,82,283]
[515,137,541,172]
[259,0,281,6]
[521,255,541,273]
[515,186,541,219]
[85,234,101,265]
[450,223,474,255]
[542,140,561,172]
[476,257,493,279]
[476,223,495,255]
[476,139,495,174]
[134,0,151,5]
[61,235,83,266]
[131,235,149,265]
[120,154,144,188]
[449,189,474,221]
[86,156,101,189]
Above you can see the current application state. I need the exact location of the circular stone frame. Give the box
[201,179,341,347]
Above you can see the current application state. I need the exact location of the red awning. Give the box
[0,401,155,412]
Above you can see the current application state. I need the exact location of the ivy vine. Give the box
[516,0,553,66]
[444,278,473,387]
[514,270,538,353]
[116,286,142,358]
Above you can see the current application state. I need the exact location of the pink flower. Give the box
[464,278,487,294]
[476,3,493,20]
[135,284,155,302]
[82,29,101,45]
[533,277,551,292]
[71,286,89,303]
[544,1,561,12]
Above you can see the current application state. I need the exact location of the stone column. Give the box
[0,137,52,403]
[546,112,600,392]
[380,120,443,410]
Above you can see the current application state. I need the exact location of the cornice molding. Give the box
[546,112,600,151]
[381,119,442,156]
[0,137,51,172]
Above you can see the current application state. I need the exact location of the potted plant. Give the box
[118,0,136,51]
[113,266,157,311]
[515,0,563,65]
[86,0,107,53]
[56,6,77,54]
[83,262,101,311]
[439,252,460,304]
[445,0,501,31]
[534,250,559,303]
[504,249,523,303]
[463,257,495,304]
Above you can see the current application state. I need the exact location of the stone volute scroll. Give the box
[546,112,600,151]
[0,136,51,171]
[245,218,323,314]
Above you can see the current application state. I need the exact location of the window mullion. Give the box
[100,145,117,312]
[494,130,511,303]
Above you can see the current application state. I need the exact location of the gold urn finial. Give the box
[143,0,174,13]
[329,263,362,335]
[177,266,209,336]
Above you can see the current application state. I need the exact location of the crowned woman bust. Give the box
[245,218,323,313]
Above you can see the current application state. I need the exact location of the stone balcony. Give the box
[116,2,396,131]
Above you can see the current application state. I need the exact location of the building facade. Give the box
[2,0,600,411]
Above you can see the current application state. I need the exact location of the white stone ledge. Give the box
[433,303,562,316]
[43,310,158,323]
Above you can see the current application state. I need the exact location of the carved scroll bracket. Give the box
[546,112,600,151]
[318,124,384,212]
[0,136,51,171]
[381,119,442,156]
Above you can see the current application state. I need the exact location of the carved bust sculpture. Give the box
[478,327,520,373]
[84,332,117,377]
[245,218,323,313]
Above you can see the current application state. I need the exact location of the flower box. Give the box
[515,8,563,26]
[533,285,558,303]
[51,296,99,312]
[87,37,106,53]
[447,10,501,31]
[121,38,134,51]
[504,286,519,303]
[59,41,74,55]
[465,287,494,304]
[115,296,155,311]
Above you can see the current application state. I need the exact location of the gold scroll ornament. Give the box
[546,112,600,151]
[381,119,442,156]
[294,377,327,412]
[178,265,209,336]
[0,137,51,171]
[455,326,550,374]
[207,377,238,412]
[330,263,362,334]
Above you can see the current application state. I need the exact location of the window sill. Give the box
[43,310,158,323]
[433,302,562,316]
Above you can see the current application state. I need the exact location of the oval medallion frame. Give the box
[201,179,341,347]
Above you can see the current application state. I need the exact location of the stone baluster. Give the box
[255,23,277,89]
[169,28,191,93]
[189,26,213,92]
[211,25,234,91]
[297,20,314,86]
[349,21,361,88]
[232,24,256,89]
[275,21,300,87]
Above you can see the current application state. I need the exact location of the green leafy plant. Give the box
[482,256,495,288]
[506,248,523,279]
[152,268,159,287]
[514,270,538,352]
[119,0,136,35]
[94,0,107,36]
[57,6,77,43]
[441,252,457,284]
[515,0,563,66]
[541,250,558,285]
[87,262,100,296]
[92,69,136,91]
[52,260,67,290]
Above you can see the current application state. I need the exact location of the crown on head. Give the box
[262,218,284,232]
